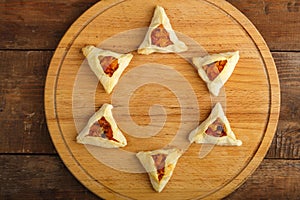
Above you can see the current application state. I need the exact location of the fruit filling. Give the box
[88,117,118,142]
[202,60,227,81]
[205,117,227,137]
[99,56,119,77]
[151,24,173,47]
[152,154,167,181]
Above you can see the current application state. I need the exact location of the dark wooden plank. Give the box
[0,0,299,50]
[0,51,55,153]
[0,155,299,199]
[0,0,98,50]
[227,0,300,51]
[0,155,100,200]
[225,159,300,200]
[266,52,300,159]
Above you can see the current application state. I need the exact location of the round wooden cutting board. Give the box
[45,0,280,199]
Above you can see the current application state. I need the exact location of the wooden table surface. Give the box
[0,0,299,199]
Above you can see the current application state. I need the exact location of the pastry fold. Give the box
[136,148,182,192]
[76,103,127,148]
[189,103,242,146]
[82,45,133,94]
[193,51,239,96]
[138,5,188,55]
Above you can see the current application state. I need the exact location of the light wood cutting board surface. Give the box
[45,0,280,199]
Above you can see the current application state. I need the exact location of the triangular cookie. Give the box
[82,45,133,94]
[76,103,127,148]
[189,103,242,146]
[138,5,188,55]
[136,148,182,192]
[193,51,239,96]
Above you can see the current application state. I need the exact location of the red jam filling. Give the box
[151,153,167,181]
[205,117,227,137]
[151,24,173,47]
[88,116,118,142]
[99,56,119,77]
[202,60,227,81]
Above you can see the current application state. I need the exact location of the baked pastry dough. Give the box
[76,103,127,148]
[82,45,133,94]
[136,148,182,192]
[138,5,188,55]
[189,103,242,146]
[193,51,239,96]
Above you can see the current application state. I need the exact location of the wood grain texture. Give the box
[224,159,300,199]
[0,0,298,199]
[1,156,299,200]
[0,0,299,51]
[266,52,300,159]
[0,155,100,200]
[0,51,298,159]
[227,0,300,51]
[45,0,280,199]
[0,0,98,50]
[0,50,55,154]
[0,51,300,159]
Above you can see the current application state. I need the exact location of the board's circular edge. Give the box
[204,0,280,199]
[44,0,281,199]
[44,0,127,199]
